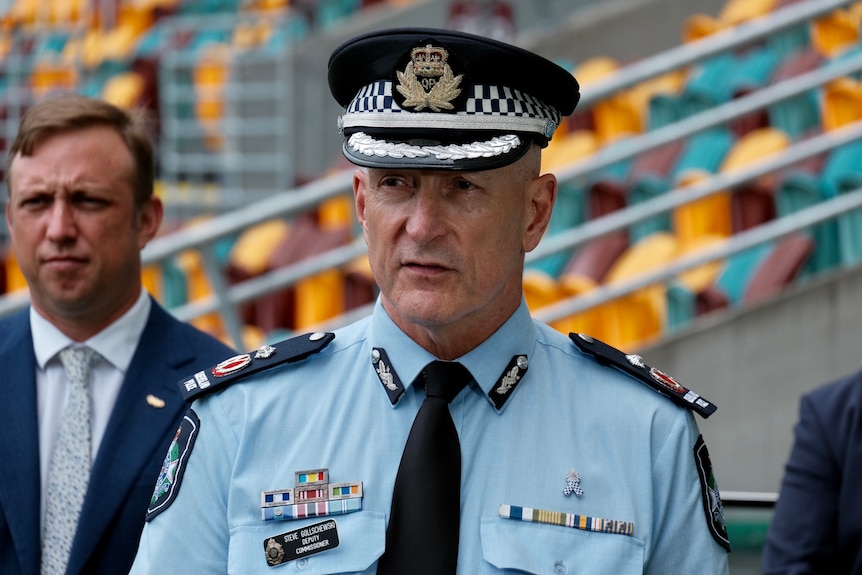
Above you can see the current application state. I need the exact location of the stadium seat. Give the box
[721,127,790,232]
[3,249,27,294]
[727,46,782,137]
[193,42,230,151]
[810,8,861,58]
[767,48,823,138]
[600,231,678,348]
[560,231,629,290]
[541,129,599,174]
[523,268,562,312]
[743,233,813,304]
[665,234,727,332]
[672,170,733,246]
[683,0,779,42]
[101,71,145,109]
[627,140,686,241]
[821,139,862,266]
[821,77,862,131]
[552,232,628,338]
[775,167,840,275]
[667,240,772,331]
[573,57,643,143]
[531,181,587,277]
[681,53,736,117]
[344,256,377,312]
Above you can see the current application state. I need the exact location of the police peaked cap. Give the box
[328,27,581,171]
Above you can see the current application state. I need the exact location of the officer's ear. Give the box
[522,170,556,254]
[353,168,370,236]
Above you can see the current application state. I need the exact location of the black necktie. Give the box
[377,360,472,575]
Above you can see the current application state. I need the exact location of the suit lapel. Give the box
[0,310,42,572]
[67,302,192,575]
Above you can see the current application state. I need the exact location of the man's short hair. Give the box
[5,93,154,207]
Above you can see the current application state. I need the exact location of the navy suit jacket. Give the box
[0,299,234,575]
[763,369,862,575]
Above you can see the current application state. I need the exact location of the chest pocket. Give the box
[228,511,386,574]
[481,517,645,575]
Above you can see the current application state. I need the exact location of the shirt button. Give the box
[297,558,309,570]
[554,560,567,574]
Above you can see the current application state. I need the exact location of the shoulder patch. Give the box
[694,435,731,552]
[178,331,335,402]
[568,333,717,418]
[147,409,200,521]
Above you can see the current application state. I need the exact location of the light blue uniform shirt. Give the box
[132,299,729,574]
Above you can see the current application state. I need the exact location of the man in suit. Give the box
[762,369,862,574]
[0,93,234,575]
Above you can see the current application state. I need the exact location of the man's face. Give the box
[6,125,161,334]
[354,152,555,352]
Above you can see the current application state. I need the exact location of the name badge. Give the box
[264,519,340,567]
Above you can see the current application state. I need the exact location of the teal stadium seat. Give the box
[821,139,862,266]
[671,128,735,178]
[767,48,823,138]
[627,140,685,241]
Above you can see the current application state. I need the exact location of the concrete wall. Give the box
[640,265,862,494]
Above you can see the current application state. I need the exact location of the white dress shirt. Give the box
[33,288,151,530]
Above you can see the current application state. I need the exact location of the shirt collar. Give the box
[31,289,152,372]
[369,297,536,408]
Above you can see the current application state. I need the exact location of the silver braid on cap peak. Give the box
[347,132,522,161]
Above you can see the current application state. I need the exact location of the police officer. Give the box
[131,28,730,574]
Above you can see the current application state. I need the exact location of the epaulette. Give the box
[178,331,335,402]
[569,333,717,418]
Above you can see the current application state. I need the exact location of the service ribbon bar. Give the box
[499,504,634,537]
[262,497,362,522]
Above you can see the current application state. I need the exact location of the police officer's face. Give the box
[354,149,556,353]
[6,126,162,338]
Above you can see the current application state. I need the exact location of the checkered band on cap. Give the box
[341,80,561,137]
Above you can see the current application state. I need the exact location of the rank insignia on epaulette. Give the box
[372,348,405,405]
[178,332,335,402]
[261,468,363,522]
[488,355,529,410]
[569,333,717,418]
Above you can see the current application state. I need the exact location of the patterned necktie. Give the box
[377,360,472,575]
[41,346,100,575]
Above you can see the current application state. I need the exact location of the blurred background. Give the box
[2,0,862,570]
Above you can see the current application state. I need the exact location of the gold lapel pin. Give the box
[146,394,166,408]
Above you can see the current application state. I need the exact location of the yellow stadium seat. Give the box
[30,61,78,98]
[523,269,561,312]
[229,219,291,277]
[674,234,726,293]
[233,20,272,49]
[721,127,791,173]
[318,196,355,231]
[294,269,345,330]
[573,57,643,144]
[684,0,778,42]
[175,249,222,335]
[810,9,860,58]
[4,250,28,293]
[600,232,679,349]
[672,170,732,245]
[194,43,230,151]
[141,264,163,300]
[822,78,862,130]
[541,130,599,173]
[553,273,602,337]
[102,71,145,109]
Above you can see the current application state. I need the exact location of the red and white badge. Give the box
[212,354,252,377]
[649,367,686,393]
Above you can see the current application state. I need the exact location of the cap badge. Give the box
[396,43,463,112]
